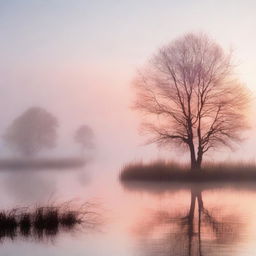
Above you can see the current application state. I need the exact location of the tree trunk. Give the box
[196,147,203,171]
[187,119,198,172]
[188,143,197,171]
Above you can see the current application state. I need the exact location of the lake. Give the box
[0,163,256,256]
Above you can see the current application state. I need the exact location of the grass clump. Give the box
[33,207,60,237]
[0,210,18,239]
[120,160,256,183]
[0,202,96,242]
[60,211,81,226]
[120,160,188,182]
[19,213,31,236]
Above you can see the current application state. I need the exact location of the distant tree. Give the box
[3,107,58,156]
[133,33,249,170]
[74,125,94,154]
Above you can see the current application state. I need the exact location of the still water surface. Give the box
[0,163,256,256]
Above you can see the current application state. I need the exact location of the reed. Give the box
[120,160,256,182]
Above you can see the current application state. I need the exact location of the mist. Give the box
[1,1,256,172]
[1,1,256,256]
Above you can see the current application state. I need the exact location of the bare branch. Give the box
[133,33,250,169]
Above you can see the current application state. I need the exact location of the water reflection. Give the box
[3,170,56,203]
[0,164,92,204]
[133,186,243,256]
[1,167,255,255]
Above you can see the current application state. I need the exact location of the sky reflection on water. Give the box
[1,166,256,255]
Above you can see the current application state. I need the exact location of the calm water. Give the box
[0,163,256,255]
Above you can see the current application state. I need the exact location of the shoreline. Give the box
[120,161,256,183]
[0,157,86,170]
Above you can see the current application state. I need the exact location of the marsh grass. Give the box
[120,160,256,182]
[0,157,86,170]
[19,213,31,236]
[0,210,18,239]
[0,202,98,241]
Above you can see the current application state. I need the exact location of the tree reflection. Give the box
[135,188,242,256]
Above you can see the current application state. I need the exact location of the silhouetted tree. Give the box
[74,125,94,155]
[3,107,58,156]
[133,33,249,170]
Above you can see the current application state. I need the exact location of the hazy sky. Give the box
[1,0,256,164]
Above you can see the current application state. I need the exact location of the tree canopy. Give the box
[3,107,58,156]
[133,33,249,170]
[74,125,94,153]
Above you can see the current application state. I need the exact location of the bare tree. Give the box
[133,33,249,170]
[74,125,94,155]
[3,107,58,157]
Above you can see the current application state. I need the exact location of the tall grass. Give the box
[120,160,256,182]
[0,202,99,241]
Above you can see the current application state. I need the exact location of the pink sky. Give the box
[0,0,256,167]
